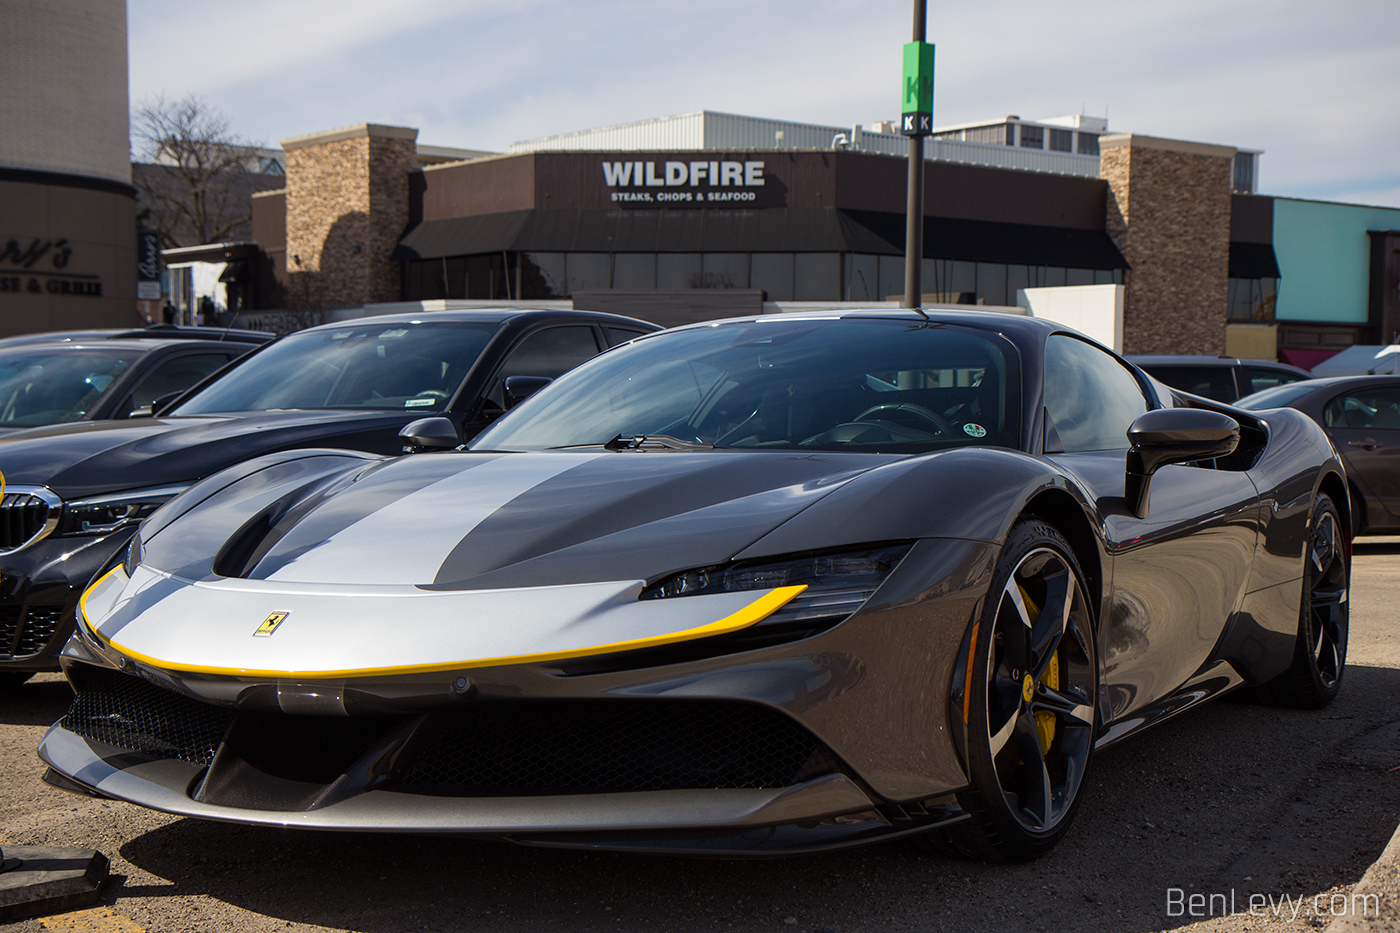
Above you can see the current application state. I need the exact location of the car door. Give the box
[1042,335,1259,721]
[1320,384,1400,526]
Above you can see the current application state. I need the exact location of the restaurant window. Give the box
[877,255,903,301]
[1049,128,1073,152]
[701,253,749,289]
[845,254,879,301]
[566,253,611,294]
[976,262,1008,306]
[795,253,840,300]
[520,252,566,298]
[613,253,655,290]
[657,253,702,289]
[1227,277,1277,322]
[751,253,795,301]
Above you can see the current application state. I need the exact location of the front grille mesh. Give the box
[0,492,51,551]
[13,605,63,658]
[61,668,234,764]
[60,672,847,796]
[397,700,844,796]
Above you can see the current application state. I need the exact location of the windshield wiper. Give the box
[603,434,714,452]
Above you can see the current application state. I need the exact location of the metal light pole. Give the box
[899,0,933,309]
[903,0,927,309]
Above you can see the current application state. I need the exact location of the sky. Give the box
[128,0,1400,208]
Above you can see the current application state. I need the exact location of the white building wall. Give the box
[0,0,130,183]
[512,111,1100,179]
[1018,284,1125,352]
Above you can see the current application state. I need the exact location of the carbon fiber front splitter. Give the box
[38,724,966,854]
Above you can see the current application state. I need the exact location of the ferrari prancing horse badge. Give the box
[254,611,289,636]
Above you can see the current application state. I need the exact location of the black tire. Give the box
[932,519,1098,861]
[0,671,33,691]
[1257,493,1348,709]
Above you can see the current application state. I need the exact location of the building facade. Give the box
[236,111,1397,360]
[0,0,138,336]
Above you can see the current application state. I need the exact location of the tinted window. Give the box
[603,327,649,348]
[1245,366,1306,395]
[1141,364,1237,402]
[127,352,234,412]
[499,326,600,379]
[172,322,498,415]
[1236,381,1322,410]
[1323,387,1400,429]
[473,319,1019,454]
[0,346,138,426]
[1044,336,1149,452]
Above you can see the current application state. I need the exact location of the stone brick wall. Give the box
[1101,135,1234,355]
[283,125,417,310]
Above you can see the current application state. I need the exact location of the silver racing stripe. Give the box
[265,453,605,585]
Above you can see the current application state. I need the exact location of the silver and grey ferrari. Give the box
[40,310,1350,859]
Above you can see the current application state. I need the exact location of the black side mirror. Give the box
[503,375,552,409]
[400,417,462,454]
[1125,408,1240,518]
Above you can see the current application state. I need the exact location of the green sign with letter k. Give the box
[900,41,935,137]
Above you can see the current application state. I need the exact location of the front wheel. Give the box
[937,520,1098,861]
[1257,493,1348,708]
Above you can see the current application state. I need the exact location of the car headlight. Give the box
[640,543,911,624]
[58,485,191,536]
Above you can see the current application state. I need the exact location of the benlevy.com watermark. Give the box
[1166,888,1382,921]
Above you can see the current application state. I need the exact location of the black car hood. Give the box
[0,410,419,498]
[149,449,902,589]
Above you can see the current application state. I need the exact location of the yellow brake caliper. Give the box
[1019,584,1060,755]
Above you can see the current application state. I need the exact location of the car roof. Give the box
[1273,373,1400,391]
[300,308,660,333]
[0,338,251,354]
[0,325,272,347]
[1126,354,1309,373]
[653,308,1073,340]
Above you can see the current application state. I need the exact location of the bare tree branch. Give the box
[132,95,274,248]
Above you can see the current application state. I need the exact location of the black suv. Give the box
[0,309,657,685]
[1127,355,1312,403]
[0,325,271,434]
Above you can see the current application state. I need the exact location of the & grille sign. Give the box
[601,159,781,209]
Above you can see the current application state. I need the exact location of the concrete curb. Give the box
[1326,820,1400,932]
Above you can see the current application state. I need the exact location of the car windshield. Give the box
[0,346,138,426]
[1235,382,1320,410]
[171,321,499,415]
[472,317,1019,454]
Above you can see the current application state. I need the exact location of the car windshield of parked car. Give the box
[472,318,1018,454]
[0,346,138,426]
[1235,382,1321,410]
[170,321,499,415]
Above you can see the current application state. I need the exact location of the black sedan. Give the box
[0,309,656,685]
[1239,375,1400,534]
[0,325,271,434]
[43,310,1348,859]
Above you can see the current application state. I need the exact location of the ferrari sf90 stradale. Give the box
[41,311,1349,859]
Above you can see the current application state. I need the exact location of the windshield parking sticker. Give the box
[963,423,987,438]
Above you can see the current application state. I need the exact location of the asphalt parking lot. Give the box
[3,541,1398,933]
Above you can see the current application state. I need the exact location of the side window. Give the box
[489,326,601,405]
[1323,387,1400,430]
[1245,366,1305,396]
[1143,365,1236,402]
[127,353,235,413]
[603,326,649,347]
[1043,336,1149,452]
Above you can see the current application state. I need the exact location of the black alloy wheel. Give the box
[937,520,1098,861]
[1258,493,1349,708]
